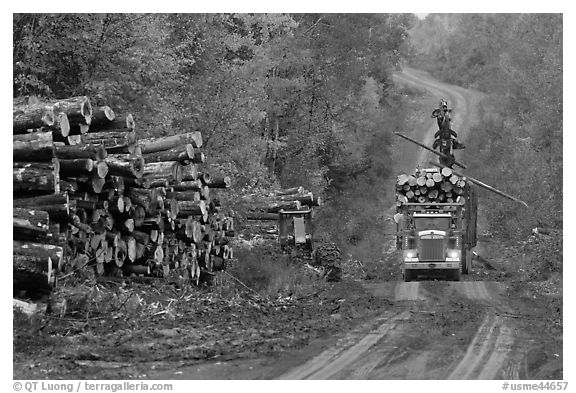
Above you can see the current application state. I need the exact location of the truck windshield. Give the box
[414,217,450,230]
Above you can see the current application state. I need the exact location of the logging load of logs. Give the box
[395,167,468,205]
[13,95,235,300]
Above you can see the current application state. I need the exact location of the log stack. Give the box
[13,96,235,298]
[395,167,467,205]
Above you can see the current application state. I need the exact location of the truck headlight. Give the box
[403,250,418,262]
[446,249,461,261]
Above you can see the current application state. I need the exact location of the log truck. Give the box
[394,132,527,281]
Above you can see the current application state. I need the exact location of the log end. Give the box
[95,161,109,178]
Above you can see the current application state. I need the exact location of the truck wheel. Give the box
[450,268,461,281]
[462,248,472,274]
[462,249,469,274]
[403,270,413,282]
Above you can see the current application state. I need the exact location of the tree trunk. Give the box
[13,131,55,161]
[82,131,137,153]
[13,159,60,194]
[105,154,145,178]
[139,132,203,153]
[13,208,50,241]
[13,102,56,133]
[143,144,195,164]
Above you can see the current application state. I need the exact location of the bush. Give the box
[226,245,323,299]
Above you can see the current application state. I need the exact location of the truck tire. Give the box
[403,269,413,282]
[450,268,461,281]
[462,248,472,274]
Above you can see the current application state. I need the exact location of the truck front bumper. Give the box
[403,262,461,270]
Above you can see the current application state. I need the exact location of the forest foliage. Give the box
[13,13,417,256]
[408,14,563,240]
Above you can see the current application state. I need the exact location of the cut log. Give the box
[93,161,109,178]
[172,180,203,191]
[432,172,443,183]
[13,240,64,271]
[164,198,180,220]
[441,167,453,177]
[90,113,134,131]
[68,123,90,136]
[123,264,150,276]
[166,190,201,202]
[45,112,71,138]
[82,131,137,153]
[67,135,83,145]
[13,159,60,194]
[207,176,232,188]
[13,255,54,296]
[416,176,427,187]
[142,161,181,182]
[58,158,94,176]
[261,200,301,213]
[177,200,207,218]
[142,144,195,164]
[54,143,107,161]
[89,106,116,127]
[132,206,146,228]
[425,178,435,188]
[122,236,137,263]
[13,102,56,133]
[108,195,125,215]
[397,174,409,185]
[272,186,304,196]
[180,164,198,181]
[441,181,453,193]
[13,131,54,161]
[14,193,71,223]
[46,96,92,125]
[13,208,50,241]
[105,154,144,178]
[139,131,203,153]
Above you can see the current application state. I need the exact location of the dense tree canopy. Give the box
[13,13,417,254]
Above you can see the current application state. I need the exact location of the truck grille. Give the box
[419,238,445,261]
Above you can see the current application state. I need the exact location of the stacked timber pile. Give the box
[13,96,234,300]
[241,186,321,241]
[395,167,467,205]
